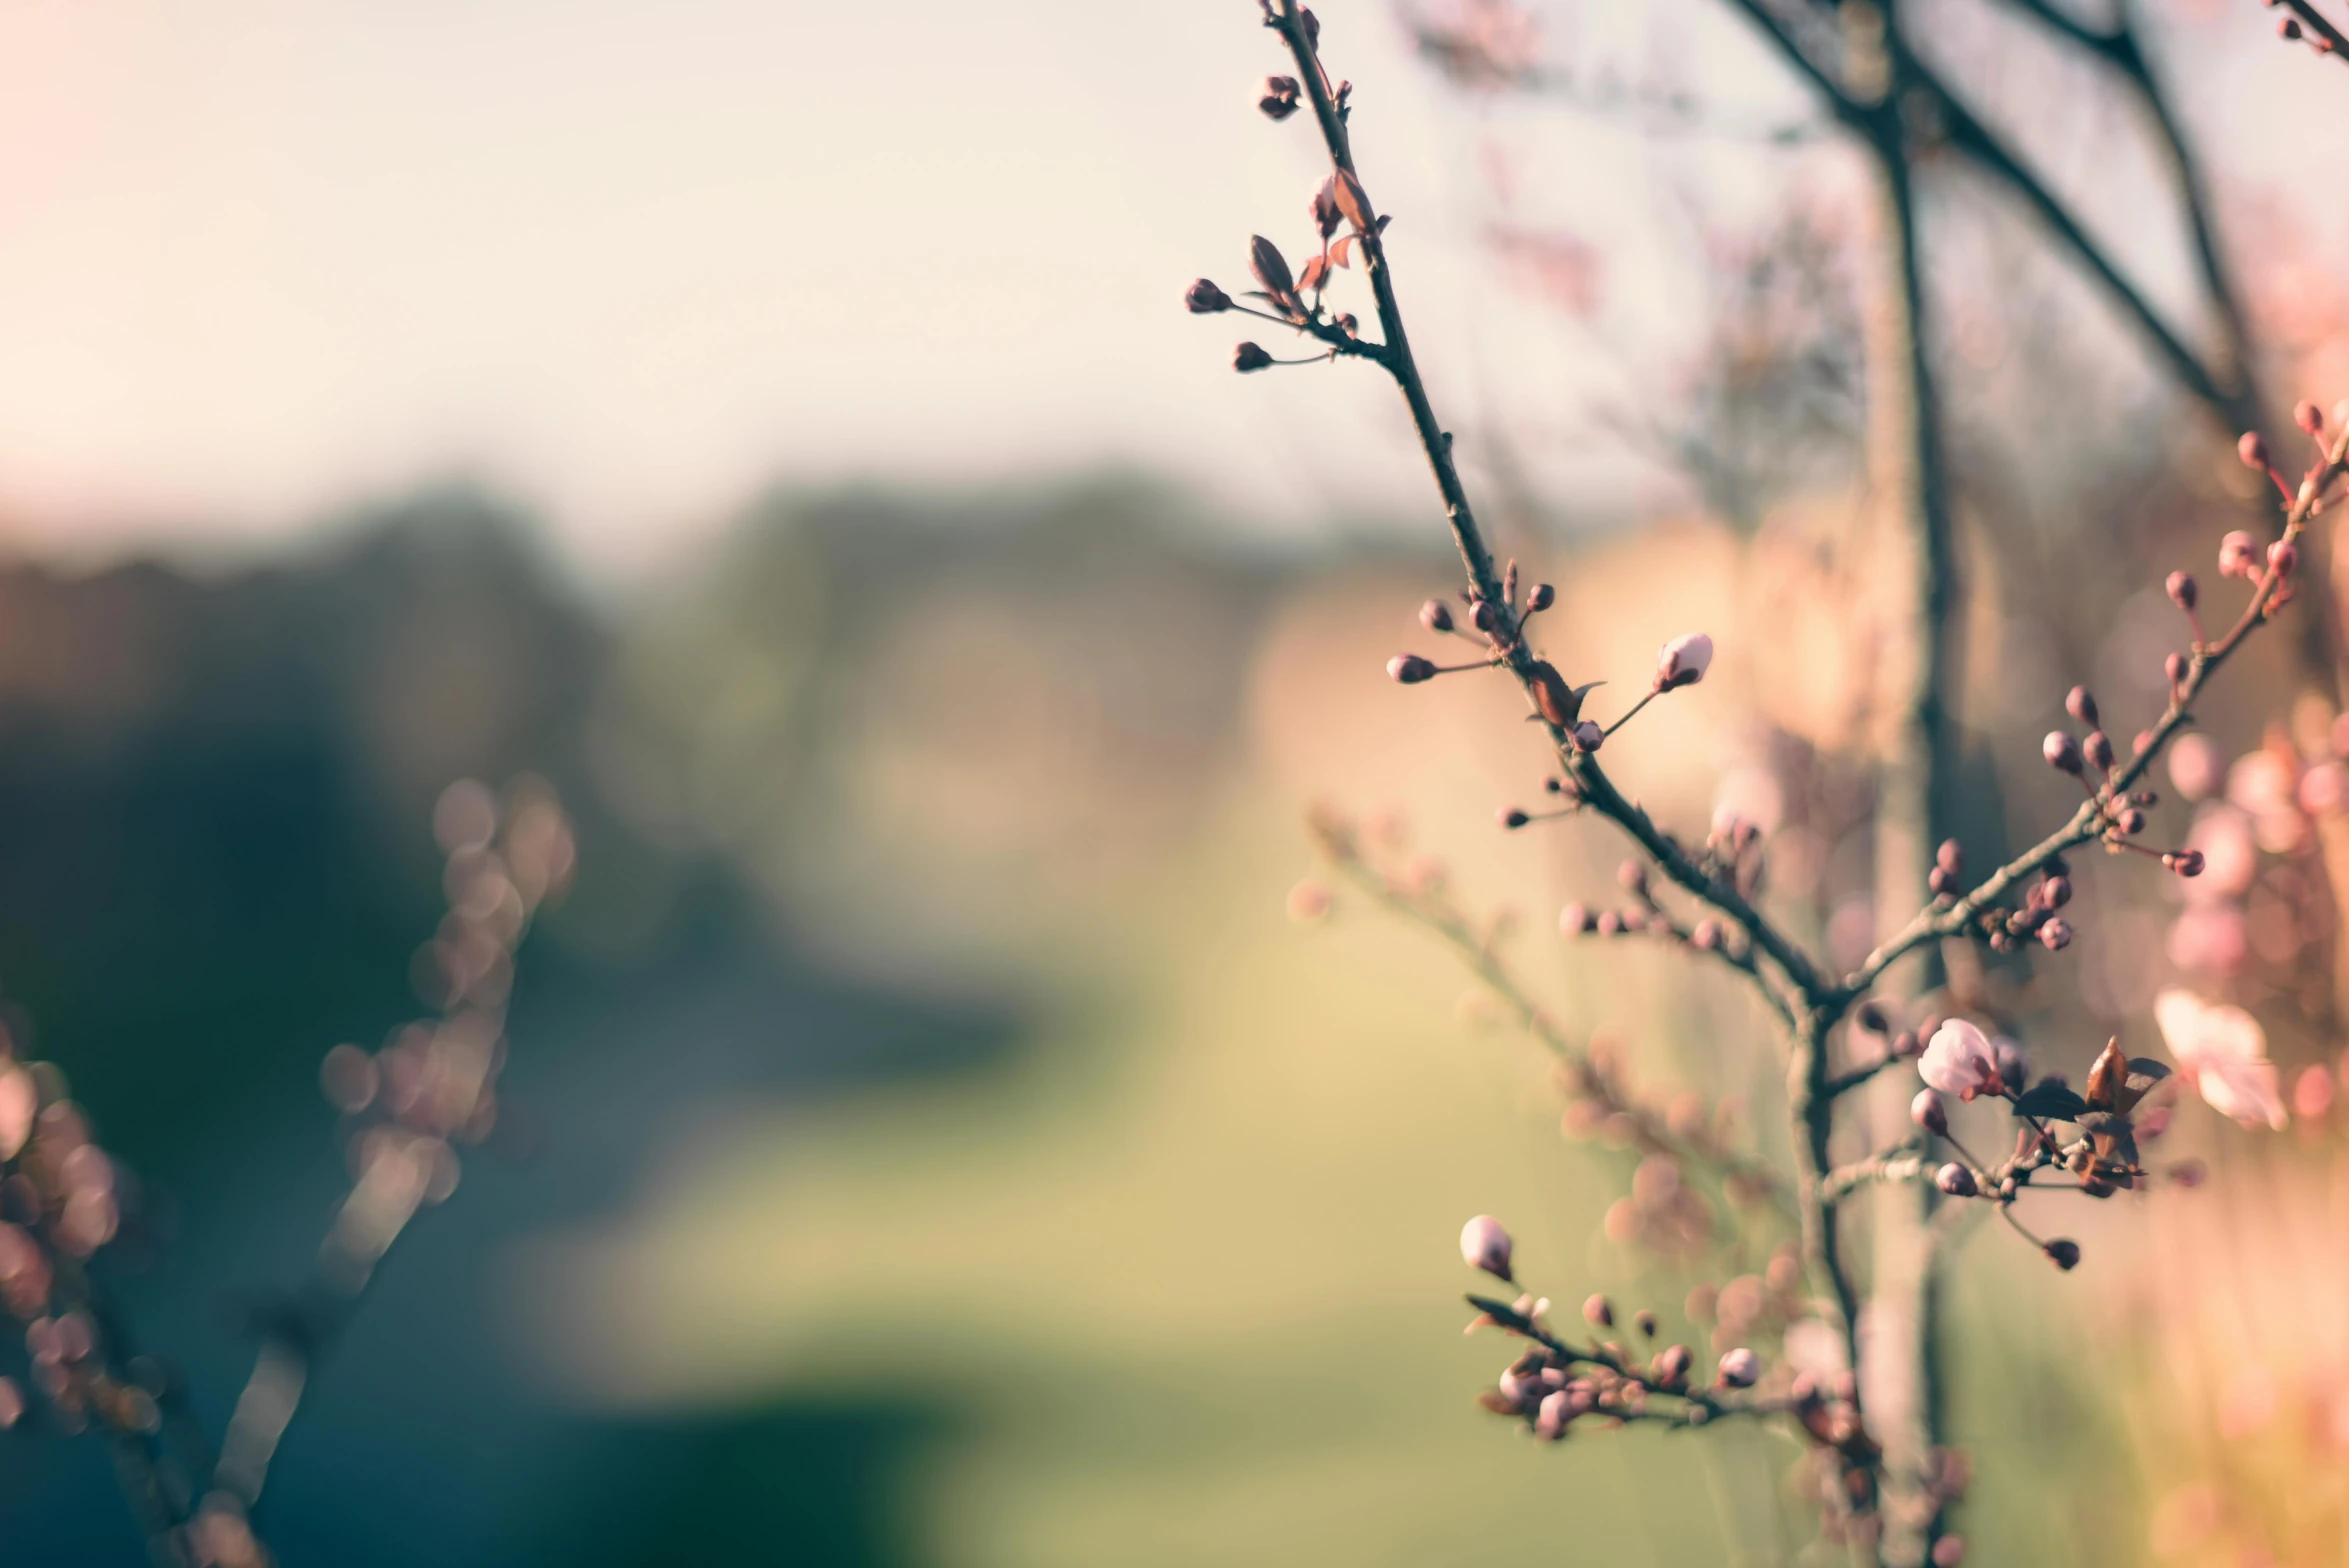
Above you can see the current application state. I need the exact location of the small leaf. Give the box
[1475,1389,1519,1415]
[1298,254,1329,293]
[2013,1081,2088,1121]
[1333,169,1373,232]
[1375,213,1394,234]
[2117,1057,2171,1114]
[1330,235,1355,269]
[1249,235,1295,299]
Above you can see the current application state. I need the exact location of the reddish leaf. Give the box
[1330,235,1355,269]
[1333,169,1373,232]
[1298,254,1329,293]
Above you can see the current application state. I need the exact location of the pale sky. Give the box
[0,0,2324,580]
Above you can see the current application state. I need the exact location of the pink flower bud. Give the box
[2269,539,2299,579]
[1526,583,1555,612]
[1558,903,1591,935]
[2297,399,2325,435]
[1931,1536,1967,1568]
[1233,341,1274,373]
[2042,874,2072,907]
[1691,919,1722,951]
[1582,1294,1613,1328]
[1717,1348,1761,1388]
[2167,849,2206,877]
[2238,431,2271,471]
[2043,1238,2081,1270]
[1184,278,1232,314]
[1919,1019,2001,1100]
[1535,1388,1572,1440]
[2066,686,2099,726]
[1911,1089,1948,1136]
[1418,598,1454,634]
[2164,653,2187,686]
[1654,1344,1693,1387]
[2043,732,2083,774]
[2220,531,2258,577]
[2166,571,2198,611]
[2039,917,2073,952]
[1470,599,1498,633]
[1257,75,1302,119]
[2082,731,2113,772]
[1460,1215,1513,1281]
[1386,653,1437,685]
[1571,720,1603,753]
[1655,633,1714,692]
[1935,1163,1978,1197]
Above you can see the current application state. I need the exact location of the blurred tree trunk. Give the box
[1857,113,1955,1568]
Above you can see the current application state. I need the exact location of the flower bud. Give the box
[2116,807,2146,835]
[2220,531,2258,577]
[1935,1163,1978,1197]
[1690,919,1722,951]
[2043,1238,2081,1271]
[2042,874,2071,908]
[1470,599,1498,633]
[1717,1348,1761,1388]
[1654,1344,1692,1387]
[1233,341,1274,373]
[1498,807,1530,831]
[1184,278,1232,314]
[1386,654,1437,685]
[2297,399,2325,436]
[1460,1215,1513,1280]
[2043,732,2083,774]
[2083,731,2114,771]
[1655,633,1714,692]
[2269,539,2300,579]
[1559,903,1591,935]
[1911,1089,1948,1136]
[1257,75,1302,119]
[1571,720,1604,753]
[1418,598,1454,634]
[1931,1536,1967,1568]
[1582,1294,1613,1329]
[1526,583,1556,612]
[1534,1387,1571,1441]
[2038,917,2073,951]
[2166,571,2198,611]
[2167,849,2206,878]
[2066,686,2099,727]
[2238,431,2271,471]
[2164,653,2187,686]
[1634,1309,1657,1338]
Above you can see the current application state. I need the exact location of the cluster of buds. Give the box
[1908,1020,2198,1257]
[314,780,572,1297]
[1683,1245,1812,1358]
[1389,565,1560,697]
[0,1043,165,1446]
[1192,167,1387,377]
[1554,1037,1784,1217]
[1557,859,1733,962]
[2270,4,2347,59]
[1459,1217,1775,1439]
